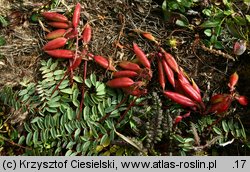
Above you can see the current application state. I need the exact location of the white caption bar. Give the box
[0,156,249,172]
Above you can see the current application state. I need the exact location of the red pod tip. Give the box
[157,60,166,90]
[210,94,228,104]
[42,12,68,22]
[133,43,151,69]
[70,56,82,70]
[45,49,74,59]
[118,61,142,72]
[106,77,134,88]
[142,32,158,44]
[191,78,201,95]
[174,116,183,124]
[161,49,179,73]
[228,72,239,91]
[82,23,92,45]
[93,55,116,71]
[178,73,202,103]
[207,96,232,114]
[235,95,248,106]
[161,59,175,87]
[113,70,138,78]
[163,91,197,108]
[45,29,67,40]
[42,37,67,51]
[48,22,70,29]
[72,2,81,28]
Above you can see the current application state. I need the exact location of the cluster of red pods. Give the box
[42,3,91,72]
[206,72,248,114]
[98,43,152,96]
[41,2,248,125]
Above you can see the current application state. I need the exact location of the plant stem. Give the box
[78,60,88,120]
[98,95,128,123]
[0,135,32,150]
[117,96,139,126]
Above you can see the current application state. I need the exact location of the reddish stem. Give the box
[84,60,87,80]
[78,60,88,120]
[51,69,70,96]
[70,35,80,85]
[98,95,128,123]
[117,96,139,126]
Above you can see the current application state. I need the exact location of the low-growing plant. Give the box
[0,1,249,156]
[162,0,249,54]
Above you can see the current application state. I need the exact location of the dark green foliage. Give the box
[0,59,138,155]
[145,92,163,149]
[162,0,249,50]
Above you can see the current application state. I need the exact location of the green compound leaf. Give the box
[74,128,81,139]
[18,136,26,145]
[83,106,90,120]
[65,149,73,156]
[26,132,33,146]
[200,20,220,28]
[54,70,64,75]
[85,79,92,88]
[82,141,91,153]
[90,74,97,86]
[100,134,110,147]
[33,130,39,144]
[73,76,83,83]
[60,88,73,94]
[222,120,229,133]
[213,126,222,135]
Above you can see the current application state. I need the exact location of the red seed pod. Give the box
[133,43,151,69]
[161,49,179,73]
[228,72,239,91]
[48,22,70,29]
[207,96,232,114]
[157,60,166,90]
[64,28,78,39]
[42,37,67,50]
[163,91,197,107]
[210,94,228,104]
[45,29,67,40]
[70,56,82,70]
[82,23,92,45]
[72,2,81,28]
[113,70,138,78]
[182,111,191,118]
[178,73,202,103]
[106,77,134,88]
[118,61,142,72]
[162,59,175,87]
[42,12,68,22]
[191,78,201,96]
[174,116,183,124]
[235,95,248,106]
[142,32,158,44]
[178,69,190,83]
[45,49,74,58]
[93,55,116,71]
[174,80,187,95]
